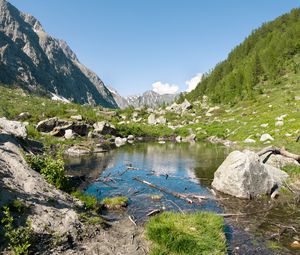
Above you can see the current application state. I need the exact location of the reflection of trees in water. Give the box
[116,142,229,182]
[65,151,114,180]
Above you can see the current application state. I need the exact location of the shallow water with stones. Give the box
[65,142,300,255]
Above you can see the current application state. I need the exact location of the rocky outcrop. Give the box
[0,117,27,138]
[0,0,117,108]
[0,125,83,241]
[36,117,88,137]
[212,150,289,199]
[93,121,116,136]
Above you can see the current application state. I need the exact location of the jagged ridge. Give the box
[0,0,117,108]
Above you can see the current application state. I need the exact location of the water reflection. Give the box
[65,142,230,220]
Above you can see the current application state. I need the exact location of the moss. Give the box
[101,196,128,210]
[146,211,227,255]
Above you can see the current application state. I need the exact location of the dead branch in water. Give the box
[258,146,300,163]
[132,177,208,204]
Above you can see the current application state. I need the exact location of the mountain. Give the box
[0,0,117,108]
[126,90,178,108]
[186,8,300,104]
[108,87,129,109]
[109,87,178,109]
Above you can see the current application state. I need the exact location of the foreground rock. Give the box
[0,125,146,254]
[0,117,27,138]
[212,150,289,199]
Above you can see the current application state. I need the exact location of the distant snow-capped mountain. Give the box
[108,87,178,109]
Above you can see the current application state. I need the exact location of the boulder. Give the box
[275,121,284,127]
[261,154,300,169]
[72,122,88,136]
[65,145,91,156]
[64,129,75,140]
[175,136,182,142]
[0,117,27,139]
[183,134,196,142]
[71,115,83,121]
[243,138,256,143]
[148,113,156,125]
[212,150,289,199]
[93,121,116,135]
[180,99,192,111]
[127,135,135,141]
[16,112,31,120]
[156,116,167,124]
[260,134,274,142]
[36,117,58,132]
[115,137,127,147]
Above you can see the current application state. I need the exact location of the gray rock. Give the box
[183,134,196,142]
[36,117,58,132]
[275,121,284,127]
[180,99,192,111]
[148,113,156,125]
[71,115,83,121]
[243,138,256,143]
[115,137,127,147]
[260,134,274,142]
[65,145,91,156]
[0,0,117,108]
[261,154,300,169]
[175,136,182,142]
[127,135,135,141]
[0,117,27,138]
[93,121,116,135]
[212,150,288,199]
[156,116,167,124]
[17,112,31,120]
[64,129,75,140]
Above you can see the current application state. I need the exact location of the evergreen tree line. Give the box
[186,8,300,104]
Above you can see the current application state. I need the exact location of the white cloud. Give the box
[152,81,179,95]
[185,73,203,92]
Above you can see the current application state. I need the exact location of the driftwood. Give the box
[258,146,300,163]
[132,177,207,204]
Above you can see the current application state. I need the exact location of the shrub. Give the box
[1,206,33,255]
[26,150,68,191]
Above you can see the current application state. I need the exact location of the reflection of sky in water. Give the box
[80,142,230,220]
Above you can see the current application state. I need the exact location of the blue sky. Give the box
[9,0,300,96]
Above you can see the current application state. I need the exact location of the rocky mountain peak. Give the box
[0,0,117,108]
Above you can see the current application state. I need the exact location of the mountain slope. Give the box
[0,0,117,108]
[187,8,300,104]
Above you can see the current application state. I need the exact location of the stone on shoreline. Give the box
[212,150,288,199]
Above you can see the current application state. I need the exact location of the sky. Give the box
[9,0,300,96]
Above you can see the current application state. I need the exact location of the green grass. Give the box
[101,196,128,209]
[71,191,99,211]
[282,164,300,175]
[146,211,227,255]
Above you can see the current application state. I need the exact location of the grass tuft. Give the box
[101,196,128,210]
[146,211,227,255]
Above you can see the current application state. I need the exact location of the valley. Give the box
[0,0,300,254]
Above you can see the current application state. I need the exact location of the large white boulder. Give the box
[212,150,288,199]
[0,117,27,138]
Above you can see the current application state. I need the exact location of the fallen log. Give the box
[258,146,300,163]
[132,177,207,204]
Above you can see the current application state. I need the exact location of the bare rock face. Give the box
[0,117,27,138]
[212,150,289,199]
[0,0,117,108]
